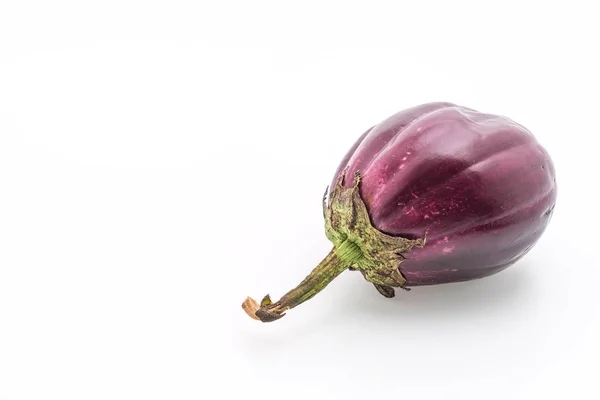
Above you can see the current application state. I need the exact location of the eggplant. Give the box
[243,102,556,323]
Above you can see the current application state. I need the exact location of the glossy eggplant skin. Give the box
[331,102,556,286]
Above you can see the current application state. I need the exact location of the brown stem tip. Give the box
[241,295,288,322]
[241,297,261,320]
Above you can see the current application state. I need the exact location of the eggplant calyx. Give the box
[241,170,425,323]
[324,170,425,289]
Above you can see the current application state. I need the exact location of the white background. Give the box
[1,1,598,399]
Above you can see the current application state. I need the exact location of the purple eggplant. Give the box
[243,102,556,322]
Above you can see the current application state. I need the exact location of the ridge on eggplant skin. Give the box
[331,102,557,286]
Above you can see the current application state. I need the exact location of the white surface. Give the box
[1,1,598,399]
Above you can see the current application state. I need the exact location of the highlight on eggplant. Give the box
[242,102,557,322]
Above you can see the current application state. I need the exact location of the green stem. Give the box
[242,240,363,322]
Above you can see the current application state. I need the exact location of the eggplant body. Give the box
[331,102,556,286]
